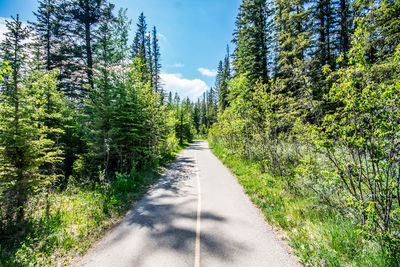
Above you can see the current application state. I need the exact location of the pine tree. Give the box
[338,0,351,61]
[217,46,231,111]
[174,97,194,144]
[313,0,337,69]
[359,0,400,66]
[152,26,162,94]
[0,16,63,223]
[84,4,116,178]
[146,32,153,87]
[200,94,208,134]
[168,91,173,104]
[114,8,131,63]
[275,0,311,87]
[110,64,143,173]
[274,0,315,122]
[49,0,84,99]
[31,0,59,71]
[216,60,224,107]
[207,87,218,127]
[193,100,201,134]
[131,13,147,62]
[131,13,150,83]
[309,0,338,110]
[70,0,108,90]
[0,15,29,94]
[233,0,271,83]
[374,0,400,59]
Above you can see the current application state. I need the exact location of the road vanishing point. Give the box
[75,141,299,267]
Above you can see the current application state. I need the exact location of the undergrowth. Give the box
[210,141,385,267]
[0,143,188,266]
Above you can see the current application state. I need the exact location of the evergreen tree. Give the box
[275,0,312,96]
[308,0,338,110]
[207,87,218,126]
[146,32,153,87]
[110,59,144,174]
[313,0,337,69]
[31,0,60,71]
[51,0,84,98]
[70,0,108,90]
[200,93,208,134]
[174,97,194,144]
[131,13,150,83]
[0,15,29,94]
[152,26,162,94]
[373,0,400,59]
[193,100,201,134]
[131,13,147,62]
[168,91,173,104]
[338,0,351,61]
[359,0,400,68]
[84,4,116,178]
[221,47,231,108]
[233,0,271,83]
[0,16,63,223]
[215,60,224,108]
[216,46,231,111]
[114,8,131,63]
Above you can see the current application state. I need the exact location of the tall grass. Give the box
[210,141,385,267]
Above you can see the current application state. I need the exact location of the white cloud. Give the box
[198,67,217,77]
[157,32,166,40]
[0,18,8,43]
[170,63,184,68]
[160,72,208,100]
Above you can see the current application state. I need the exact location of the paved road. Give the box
[75,141,299,267]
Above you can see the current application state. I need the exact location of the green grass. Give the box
[210,141,385,267]
[0,143,188,266]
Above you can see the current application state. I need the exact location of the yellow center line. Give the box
[194,153,201,267]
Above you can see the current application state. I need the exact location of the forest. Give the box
[0,0,399,266]
[0,0,197,264]
[206,0,400,265]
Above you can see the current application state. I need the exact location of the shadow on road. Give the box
[187,140,208,151]
[100,143,248,265]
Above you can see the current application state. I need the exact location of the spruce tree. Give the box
[84,4,116,178]
[131,13,147,62]
[233,0,271,83]
[146,32,153,87]
[152,26,162,94]
[193,100,201,134]
[338,0,351,61]
[0,16,63,223]
[31,0,59,71]
[309,0,338,110]
[114,8,131,63]
[275,0,311,87]
[48,0,83,99]
[0,15,29,94]
[217,46,231,111]
[70,0,108,90]
[131,13,150,83]
[274,0,315,121]
[313,0,336,69]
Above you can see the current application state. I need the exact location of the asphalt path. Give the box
[75,140,299,267]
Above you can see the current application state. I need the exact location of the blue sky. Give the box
[0,0,240,100]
